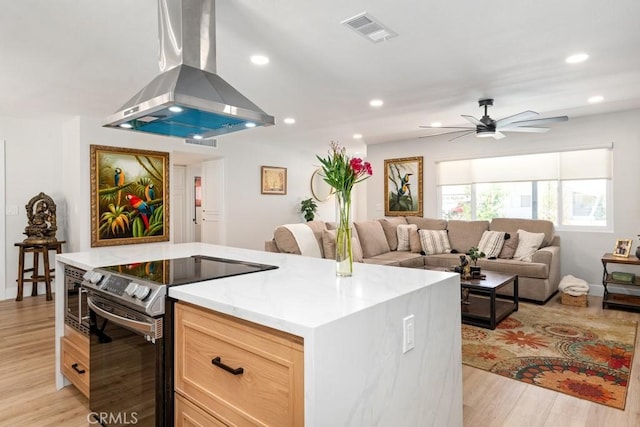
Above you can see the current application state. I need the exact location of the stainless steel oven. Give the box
[82,255,278,427]
[64,265,90,334]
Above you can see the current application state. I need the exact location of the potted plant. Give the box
[468,246,486,277]
[300,198,318,222]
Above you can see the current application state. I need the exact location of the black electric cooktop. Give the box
[100,255,278,286]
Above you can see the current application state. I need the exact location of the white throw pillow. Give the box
[396,224,418,251]
[477,230,506,258]
[513,229,545,262]
[418,229,451,255]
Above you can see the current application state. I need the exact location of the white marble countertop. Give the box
[57,242,457,337]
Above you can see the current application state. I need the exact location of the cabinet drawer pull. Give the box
[71,363,86,374]
[212,356,244,375]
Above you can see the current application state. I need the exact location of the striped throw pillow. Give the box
[418,229,451,255]
[477,230,506,258]
[396,224,418,251]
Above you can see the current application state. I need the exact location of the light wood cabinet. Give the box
[60,325,90,398]
[175,302,304,426]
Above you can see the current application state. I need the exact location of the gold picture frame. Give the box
[613,239,633,257]
[384,156,423,217]
[90,145,170,247]
[261,166,287,195]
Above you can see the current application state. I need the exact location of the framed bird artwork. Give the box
[90,145,170,247]
[384,156,423,217]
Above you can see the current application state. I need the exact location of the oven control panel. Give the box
[82,269,166,317]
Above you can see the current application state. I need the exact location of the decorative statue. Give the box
[23,192,58,244]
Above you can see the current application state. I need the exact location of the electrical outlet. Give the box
[403,314,415,353]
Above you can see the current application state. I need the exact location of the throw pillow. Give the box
[477,230,506,258]
[418,229,452,255]
[396,224,418,251]
[498,233,519,259]
[513,229,545,262]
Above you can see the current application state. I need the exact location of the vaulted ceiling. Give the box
[2,0,639,149]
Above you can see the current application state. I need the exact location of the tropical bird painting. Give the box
[386,159,421,214]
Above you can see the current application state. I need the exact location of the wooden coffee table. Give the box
[460,271,518,330]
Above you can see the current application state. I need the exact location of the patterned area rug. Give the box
[462,303,637,409]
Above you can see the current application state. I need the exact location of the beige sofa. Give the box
[265,217,561,304]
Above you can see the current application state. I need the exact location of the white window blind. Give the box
[436,148,612,185]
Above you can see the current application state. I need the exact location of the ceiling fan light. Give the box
[476,129,495,138]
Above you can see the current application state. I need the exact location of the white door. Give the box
[0,140,5,300]
[173,165,186,243]
[201,159,225,244]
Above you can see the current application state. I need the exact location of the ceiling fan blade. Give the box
[418,129,474,139]
[461,115,484,127]
[448,131,475,142]
[501,127,550,133]
[495,110,538,128]
[492,131,506,139]
[507,116,569,127]
[418,126,474,130]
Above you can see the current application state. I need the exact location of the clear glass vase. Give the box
[335,190,353,277]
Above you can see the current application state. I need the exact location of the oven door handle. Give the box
[87,296,157,338]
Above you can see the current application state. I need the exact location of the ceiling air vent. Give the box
[185,138,218,148]
[341,12,398,43]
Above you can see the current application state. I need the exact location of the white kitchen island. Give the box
[55,242,462,426]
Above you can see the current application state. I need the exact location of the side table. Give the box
[601,253,640,311]
[15,241,65,301]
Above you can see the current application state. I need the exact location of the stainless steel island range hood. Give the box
[103,0,274,139]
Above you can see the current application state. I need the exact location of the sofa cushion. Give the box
[322,229,363,262]
[498,233,519,259]
[379,217,408,250]
[514,229,545,262]
[354,220,391,258]
[423,253,461,269]
[365,251,424,268]
[477,258,548,279]
[409,228,422,253]
[477,230,506,258]
[447,220,490,253]
[489,218,555,248]
[418,229,451,255]
[406,216,447,230]
[397,224,418,251]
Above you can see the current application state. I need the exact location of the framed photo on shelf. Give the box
[613,239,633,257]
[261,166,287,195]
[384,156,423,217]
[90,145,170,247]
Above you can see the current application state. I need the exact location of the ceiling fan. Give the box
[419,99,568,141]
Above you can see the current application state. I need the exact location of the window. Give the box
[436,148,612,229]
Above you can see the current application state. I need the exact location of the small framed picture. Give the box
[261,166,287,195]
[613,239,633,257]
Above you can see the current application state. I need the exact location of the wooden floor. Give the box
[0,294,639,426]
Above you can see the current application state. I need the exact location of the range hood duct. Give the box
[103,0,274,139]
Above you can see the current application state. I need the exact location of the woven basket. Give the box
[561,292,588,307]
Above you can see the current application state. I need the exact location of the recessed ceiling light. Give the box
[250,55,269,65]
[169,106,183,113]
[369,99,384,107]
[283,117,296,125]
[588,95,604,104]
[119,123,133,129]
[566,53,589,64]
[430,122,442,127]
[192,134,203,140]
[353,133,363,139]
[245,122,256,128]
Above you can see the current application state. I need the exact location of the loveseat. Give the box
[265,217,561,304]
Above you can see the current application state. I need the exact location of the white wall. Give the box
[366,108,640,292]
